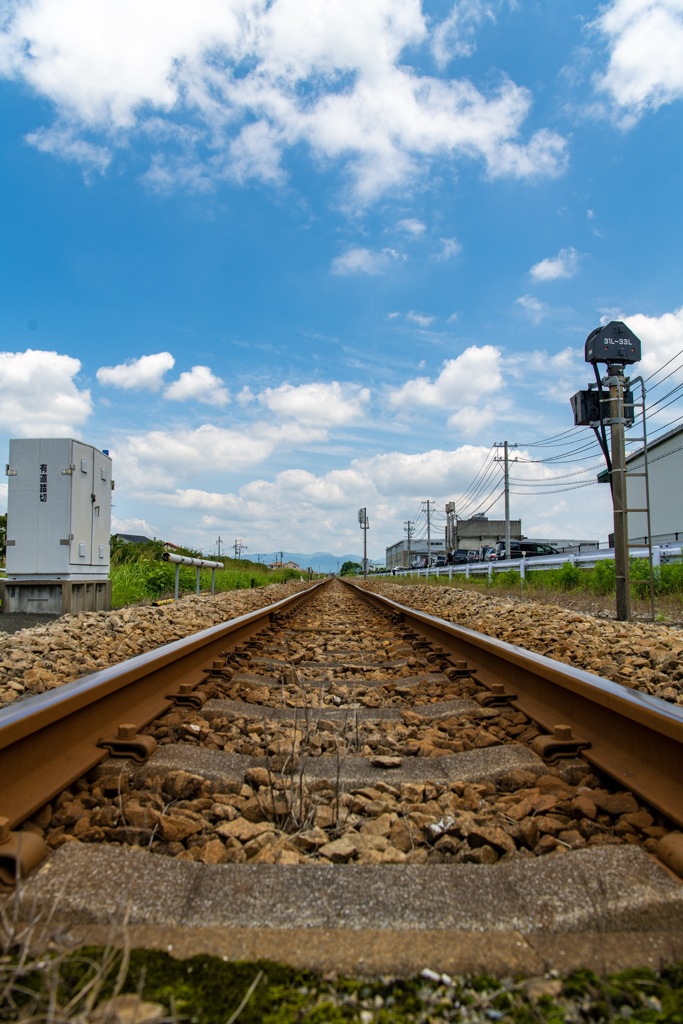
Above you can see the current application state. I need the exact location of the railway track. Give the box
[1,577,683,977]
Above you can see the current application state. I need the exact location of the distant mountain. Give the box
[250,551,378,573]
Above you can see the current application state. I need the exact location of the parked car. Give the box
[433,555,447,567]
[449,549,469,564]
[496,541,559,559]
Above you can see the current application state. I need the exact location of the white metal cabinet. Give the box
[6,438,112,579]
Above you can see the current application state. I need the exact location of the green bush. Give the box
[589,559,616,595]
[110,558,306,607]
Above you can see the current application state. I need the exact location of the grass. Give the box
[110,560,308,608]
[2,943,683,1023]
[387,557,683,623]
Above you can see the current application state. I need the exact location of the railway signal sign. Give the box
[585,321,642,366]
[571,320,643,621]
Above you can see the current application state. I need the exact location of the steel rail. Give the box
[0,583,325,831]
[347,581,683,828]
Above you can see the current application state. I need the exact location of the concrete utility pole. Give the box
[493,442,515,559]
[404,520,414,567]
[422,500,434,566]
[234,539,246,561]
[607,364,631,621]
[216,536,223,558]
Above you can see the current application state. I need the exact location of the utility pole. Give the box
[404,520,414,568]
[358,508,369,578]
[216,536,223,558]
[445,502,456,552]
[493,442,516,559]
[234,539,246,561]
[422,500,434,566]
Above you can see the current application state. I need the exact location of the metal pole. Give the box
[363,518,368,579]
[174,565,180,602]
[503,440,510,560]
[608,364,631,621]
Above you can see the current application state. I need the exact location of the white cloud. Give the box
[432,237,462,261]
[0,349,92,435]
[406,310,436,327]
[164,365,230,406]
[530,246,579,282]
[0,0,568,201]
[387,345,503,410]
[331,246,402,275]
[96,352,175,391]
[516,294,548,323]
[257,381,370,424]
[111,515,157,537]
[25,125,111,179]
[593,0,683,124]
[432,0,496,67]
[619,306,683,382]
[396,217,426,235]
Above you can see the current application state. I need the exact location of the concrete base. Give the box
[0,578,112,614]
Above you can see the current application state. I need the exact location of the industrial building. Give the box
[445,512,522,553]
[620,424,683,545]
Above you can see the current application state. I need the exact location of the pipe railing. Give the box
[161,552,224,599]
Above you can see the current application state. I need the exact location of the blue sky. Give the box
[1,0,683,561]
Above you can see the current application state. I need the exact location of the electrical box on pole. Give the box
[571,387,635,427]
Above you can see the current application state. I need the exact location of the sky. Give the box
[1,0,683,562]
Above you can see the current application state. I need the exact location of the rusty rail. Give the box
[0,583,324,833]
[348,580,683,828]
[2,576,682,884]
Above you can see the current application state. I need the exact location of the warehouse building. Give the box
[620,425,683,545]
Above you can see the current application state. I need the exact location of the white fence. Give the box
[379,545,682,583]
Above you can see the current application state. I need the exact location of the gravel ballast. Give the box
[1,578,683,707]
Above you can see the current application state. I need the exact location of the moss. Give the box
[4,948,683,1023]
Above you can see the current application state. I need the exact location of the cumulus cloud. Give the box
[96,352,175,390]
[593,0,683,124]
[331,247,403,275]
[0,0,567,201]
[387,345,503,410]
[111,515,156,537]
[164,365,230,406]
[257,381,370,424]
[620,306,683,381]
[0,349,92,434]
[530,246,579,282]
